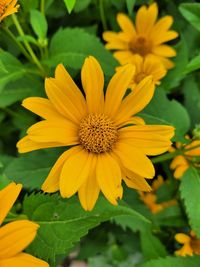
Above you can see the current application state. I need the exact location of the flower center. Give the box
[79,114,118,153]
[191,238,200,254]
[130,36,152,56]
[0,0,9,16]
[134,72,147,84]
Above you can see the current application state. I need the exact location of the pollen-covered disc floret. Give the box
[130,37,152,56]
[79,114,118,153]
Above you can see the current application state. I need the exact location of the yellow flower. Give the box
[0,0,19,22]
[175,231,200,256]
[116,55,167,90]
[139,175,176,214]
[103,3,178,69]
[170,139,200,179]
[17,56,174,211]
[0,182,49,267]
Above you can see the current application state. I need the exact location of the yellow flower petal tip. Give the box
[0,0,20,22]
[17,56,174,211]
[103,3,178,70]
[175,231,200,256]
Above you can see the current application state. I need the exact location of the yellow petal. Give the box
[175,244,194,257]
[60,148,92,198]
[118,125,174,155]
[41,148,78,193]
[81,56,104,113]
[114,76,155,126]
[152,31,178,45]
[104,64,135,119]
[0,220,38,258]
[117,13,136,37]
[96,153,122,205]
[22,97,60,120]
[55,64,86,112]
[170,155,188,169]
[152,45,177,57]
[114,51,136,65]
[175,233,191,244]
[45,78,84,124]
[114,141,155,178]
[185,140,200,156]
[27,120,78,145]
[103,32,129,50]
[0,252,49,267]
[123,173,151,192]
[174,165,189,179]
[17,136,65,153]
[78,157,100,211]
[0,183,22,225]
[136,3,158,34]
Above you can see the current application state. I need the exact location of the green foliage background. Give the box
[0,0,200,266]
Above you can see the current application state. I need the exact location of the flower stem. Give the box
[99,0,107,31]
[3,26,31,61]
[152,151,180,164]
[40,0,45,15]
[11,14,46,76]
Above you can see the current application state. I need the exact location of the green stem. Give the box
[11,14,46,76]
[99,0,107,31]
[40,0,45,15]
[152,151,180,164]
[2,26,31,61]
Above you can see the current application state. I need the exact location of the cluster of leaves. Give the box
[0,0,200,266]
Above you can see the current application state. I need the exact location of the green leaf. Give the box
[23,193,149,265]
[0,52,26,92]
[126,0,136,15]
[17,35,38,46]
[140,88,190,141]
[74,0,91,12]
[179,3,200,32]
[184,53,200,74]
[4,149,62,189]
[140,230,167,260]
[180,167,200,236]
[48,28,117,75]
[183,77,200,128]
[138,255,200,267]
[63,0,76,13]
[30,9,48,39]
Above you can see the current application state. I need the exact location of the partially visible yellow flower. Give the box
[139,175,177,214]
[103,3,178,69]
[0,182,49,267]
[116,55,166,90]
[17,56,174,211]
[170,139,200,179]
[0,0,19,22]
[175,231,200,256]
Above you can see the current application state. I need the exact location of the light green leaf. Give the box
[63,0,76,13]
[74,0,91,12]
[48,28,117,75]
[139,255,200,267]
[126,0,136,15]
[23,193,149,265]
[140,230,167,260]
[4,149,62,189]
[179,3,200,32]
[180,167,200,236]
[140,88,190,141]
[184,53,200,74]
[30,9,48,39]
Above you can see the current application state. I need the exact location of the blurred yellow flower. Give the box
[170,139,200,179]
[103,3,178,69]
[139,175,176,214]
[116,55,167,90]
[0,0,19,22]
[17,56,174,211]
[175,231,200,256]
[0,182,49,267]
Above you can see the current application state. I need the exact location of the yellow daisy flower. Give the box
[170,139,200,179]
[116,55,167,90]
[17,56,174,211]
[0,182,49,267]
[175,231,200,256]
[103,3,178,69]
[139,175,177,214]
[0,0,19,22]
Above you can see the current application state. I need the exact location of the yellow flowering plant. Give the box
[0,0,200,266]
